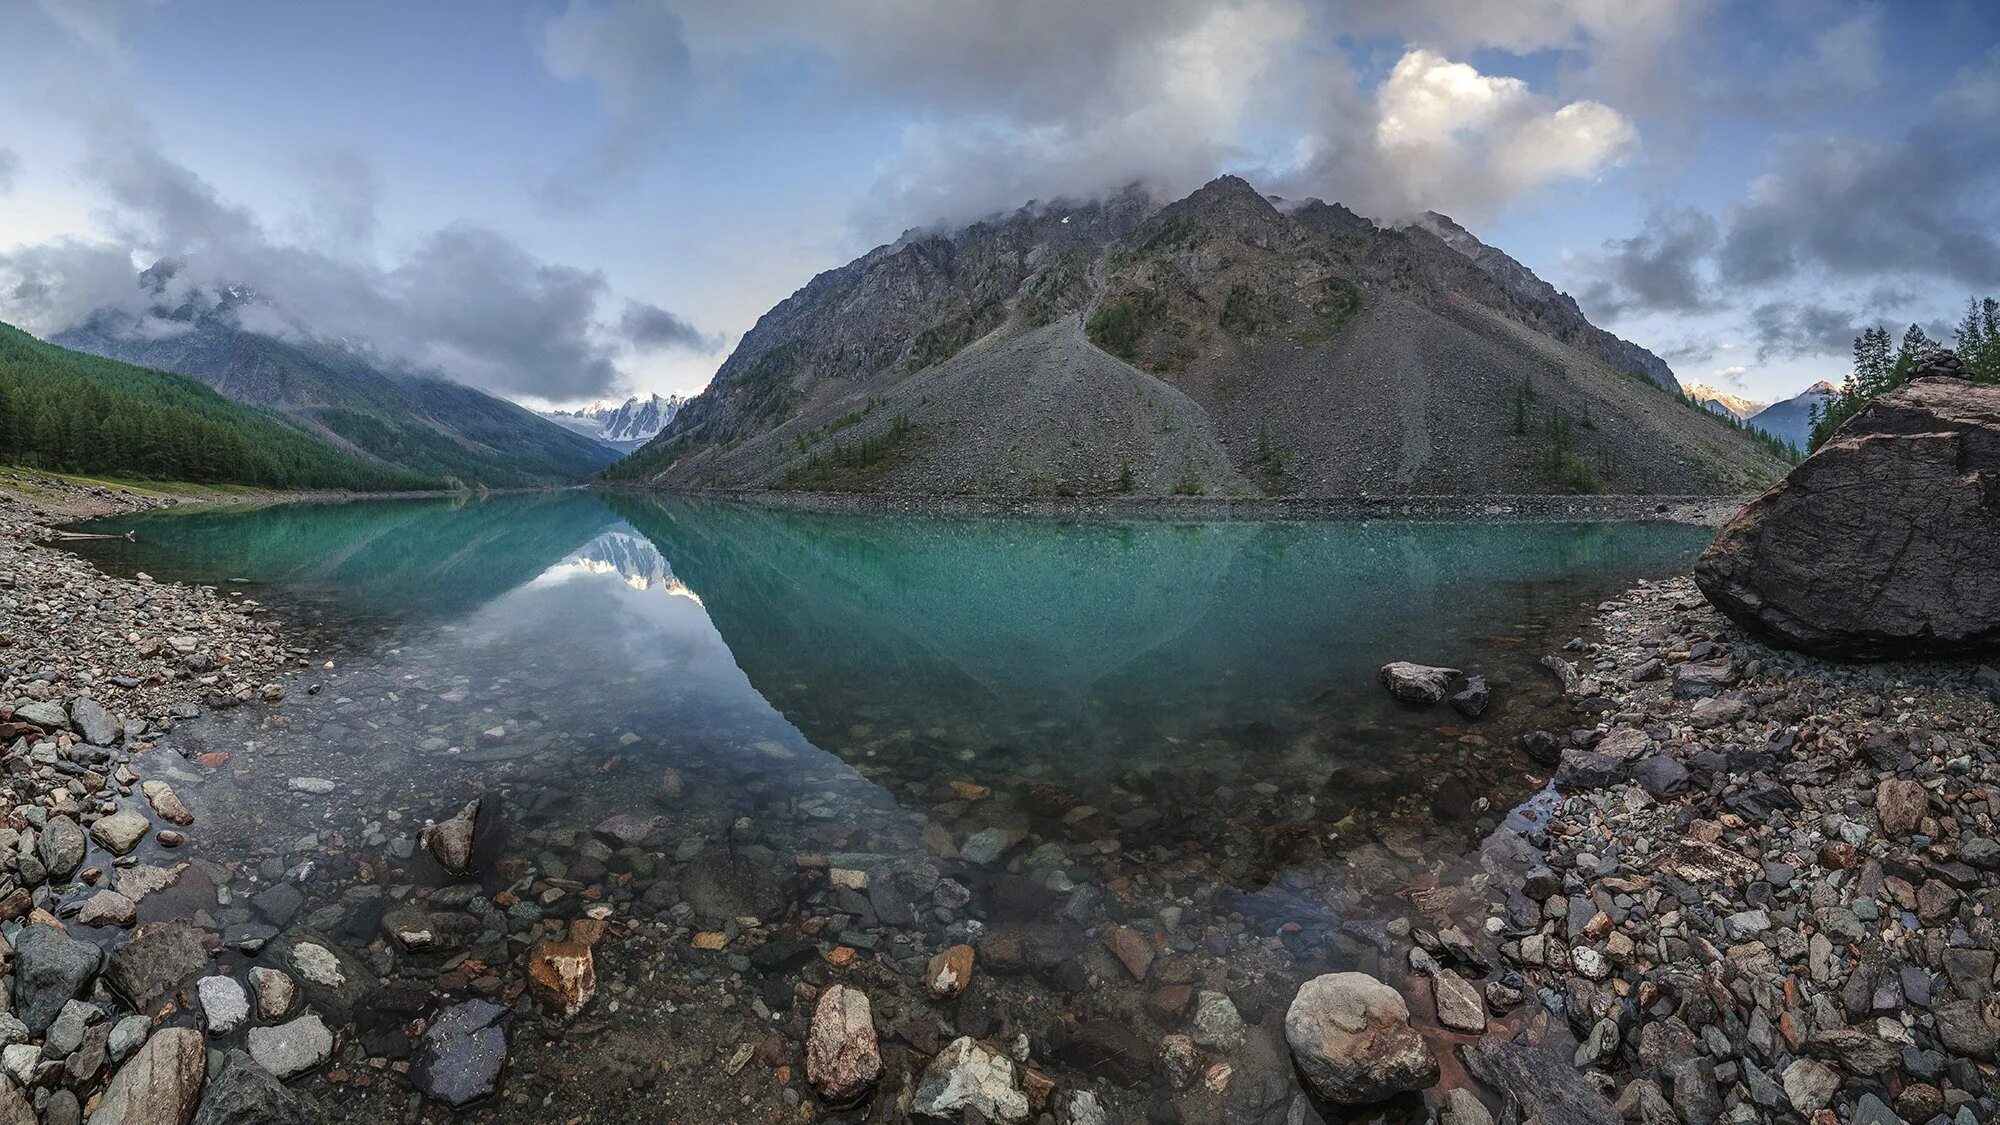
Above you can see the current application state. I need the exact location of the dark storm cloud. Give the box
[1575,206,1721,321]
[618,300,713,351]
[0,101,708,401]
[1748,302,1868,362]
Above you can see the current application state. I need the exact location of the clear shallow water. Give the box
[66,494,1708,1119]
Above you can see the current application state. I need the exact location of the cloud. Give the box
[0,148,17,195]
[1716,51,2000,291]
[1574,205,1720,321]
[1748,301,1868,362]
[534,0,693,210]
[618,299,714,352]
[1572,46,2000,364]
[1300,48,1637,222]
[25,0,164,60]
[0,102,706,402]
[538,1,1643,234]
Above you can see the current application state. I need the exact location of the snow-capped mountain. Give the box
[1746,381,1841,451]
[540,393,685,452]
[1682,383,1766,421]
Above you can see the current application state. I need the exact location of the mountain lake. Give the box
[59,492,1711,1121]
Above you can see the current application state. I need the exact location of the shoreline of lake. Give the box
[600,485,1753,527]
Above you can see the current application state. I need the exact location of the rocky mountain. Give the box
[613,176,1789,497]
[55,270,617,487]
[1745,381,1840,451]
[541,394,685,452]
[1681,383,1766,421]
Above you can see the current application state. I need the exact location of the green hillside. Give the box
[0,321,438,490]
[56,309,619,487]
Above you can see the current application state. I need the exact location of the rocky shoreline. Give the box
[1469,575,1998,1125]
[1,471,336,1122]
[6,468,1993,1124]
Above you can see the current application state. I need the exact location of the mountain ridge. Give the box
[53,272,617,488]
[541,393,685,452]
[611,175,1788,498]
[1745,380,1840,451]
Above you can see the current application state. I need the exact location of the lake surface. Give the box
[66,494,1709,1120]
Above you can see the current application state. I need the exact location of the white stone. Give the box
[197,976,251,1034]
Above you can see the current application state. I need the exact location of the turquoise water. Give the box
[65,493,1709,1118]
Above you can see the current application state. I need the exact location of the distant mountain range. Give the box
[540,394,685,453]
[1682,383,1766,421]
[610,175,1791,497]
[53,266,617,487]
[1744,381,1840,451]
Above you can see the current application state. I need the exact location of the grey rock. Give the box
[71,698,120,746]
[191,1049,332,1125]
[246,1014,333,1080]
[38,816,86,879]
[412,999,508,1109]
[1378,662,1461,705]
[12,925,100,1035]
[106,920,210,1015]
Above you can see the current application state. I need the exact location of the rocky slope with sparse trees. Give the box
[613,176,1794,499]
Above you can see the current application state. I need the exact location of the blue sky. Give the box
[1,0,1996,409]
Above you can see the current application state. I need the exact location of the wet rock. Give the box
[190,1049,332,1125]
[77,890,139,928]
[806,984,881,1106]
[1695,353,2000,658]
[1190,991,1244,1050]
[90,811,151,856]
[1555,750,1623,790]
[1054,1020,1151,1086]
[1283,972,1438,1104]
[913,1036,1029,1122]
[140,782,194,826]
[681,849,786,922]
[1102,925,1154,981]
[106,921,209,1015]
[1430,968,1485,1033]
[1461,1037,1619,1125]
[247,968,296,1022]
[591,813,666,849]
[39,816,86,879]
[197,977,250,1035]
[251,884,303,928]
[14,925,101,1035]
[412,999,508,1109]
[246,1014,333,1081]
[526,939,595,1020]
[89,1026,204,1125]
[1378,662,1461,705]
[421,798,480,875]
[264,931,373,1024]
[926,944,975,998]
[1449,675,1490,719]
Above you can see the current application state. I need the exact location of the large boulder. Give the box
[1696,351,2000,659]
[1284,972,1438,1104]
